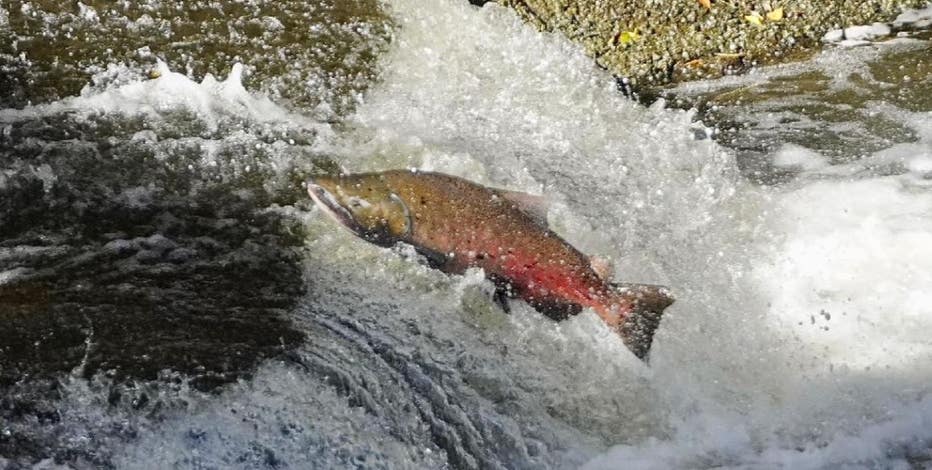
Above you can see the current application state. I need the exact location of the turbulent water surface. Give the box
[1,1,932,469]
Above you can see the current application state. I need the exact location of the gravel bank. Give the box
[496,0,929,86]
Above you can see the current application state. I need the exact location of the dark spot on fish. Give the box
[530,297,582,321]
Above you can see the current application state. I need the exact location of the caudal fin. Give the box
[611,283,675,361]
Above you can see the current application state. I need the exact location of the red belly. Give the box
[486,248,600,308]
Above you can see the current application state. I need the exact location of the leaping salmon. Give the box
[307,170,674,360]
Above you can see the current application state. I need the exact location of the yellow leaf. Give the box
[618,30,641,45]
[745,13,763,26]
[698,0,711,9]
[766,7,784,21]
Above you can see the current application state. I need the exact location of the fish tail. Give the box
[607,283,675,361]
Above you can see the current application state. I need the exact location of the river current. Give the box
[1,1,932,469]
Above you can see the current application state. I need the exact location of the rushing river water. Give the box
[1,1,932,469]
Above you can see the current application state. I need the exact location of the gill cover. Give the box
[307,174,412,246]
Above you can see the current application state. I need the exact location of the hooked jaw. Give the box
[307,174,413,246]
[307,178,365,236]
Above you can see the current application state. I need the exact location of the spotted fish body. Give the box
[307,170,673,360]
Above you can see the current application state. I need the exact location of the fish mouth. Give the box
[307,181,364,235]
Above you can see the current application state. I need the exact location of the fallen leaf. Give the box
[766,7,784,21]
[698,0,711,9]
[745,12,764,26]
[618,29,641,45]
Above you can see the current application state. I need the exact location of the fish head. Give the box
[307,173,412,245]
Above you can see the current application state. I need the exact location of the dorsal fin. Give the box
[589,255,614,280]
[495,189,550,226]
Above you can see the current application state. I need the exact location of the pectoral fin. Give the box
[492,288,512,314]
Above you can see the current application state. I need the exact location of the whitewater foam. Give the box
[0,62,324,135]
